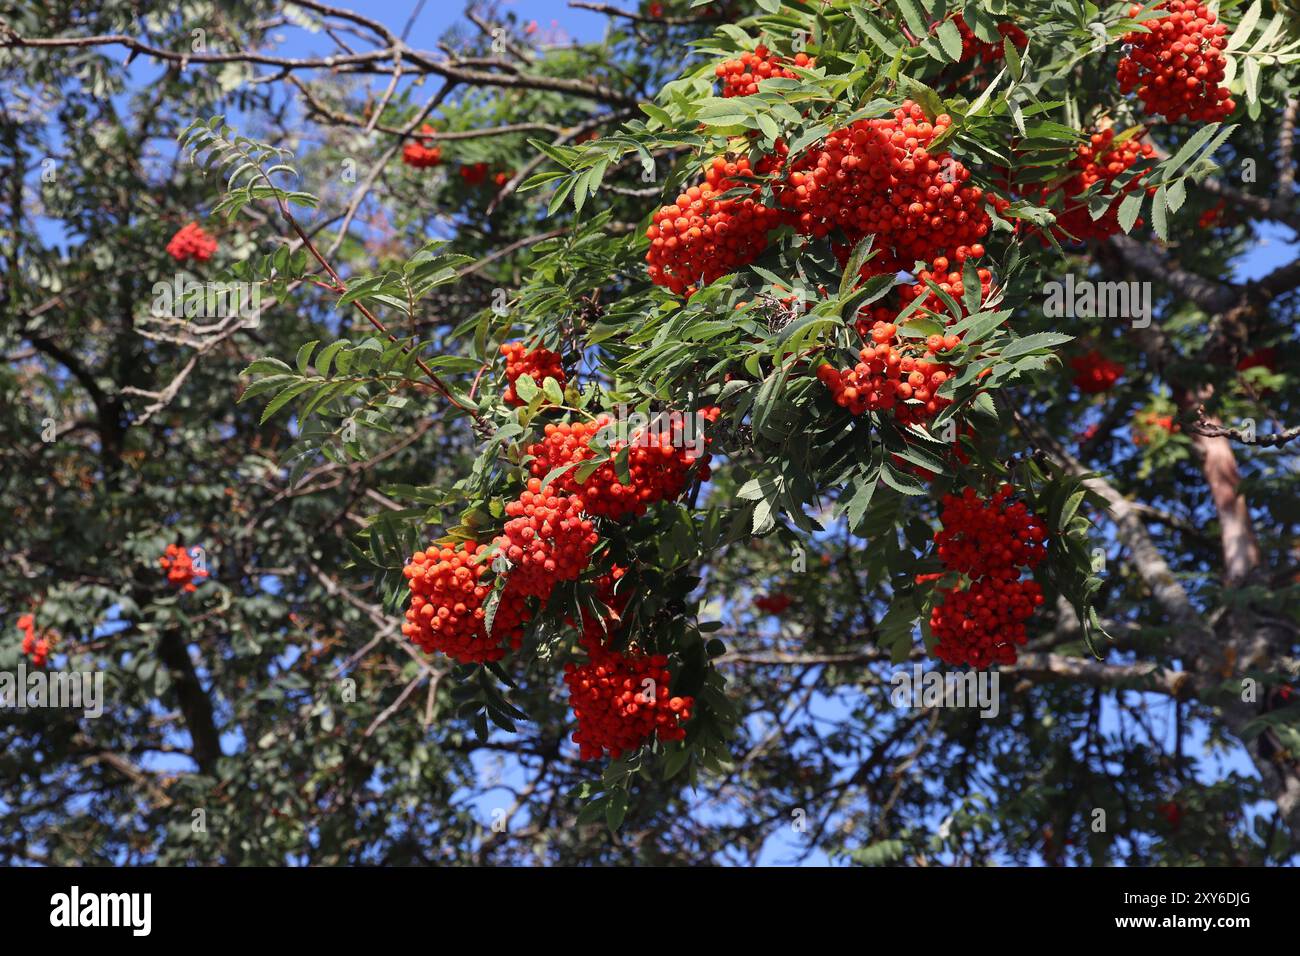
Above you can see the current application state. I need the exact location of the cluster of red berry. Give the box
[933,486,1047,574]
[404,396,714,744]
[404,486,596,664]
[1047,129,1157,242]
[166,222,217,263]
[459,162,490,186]
[928,486,1047,667]
[159,543,209,592]
[501,341,566,407]
[1156,800,1183,830]
[401,124,443,168]
[816,320,956,425]
[1133,411,1178,444]
[1198,199,1227,228]
[1070,349,1126,393]
[1237,347,1276,373]
[646,95,1005,296]
[526,410,717,519]
[715,46,813,97]
[777,102,999,274]
[564,640,693,760]
[402,542,531,663]
[645,155,786,297]
[460,163,511,188]
[943,16,1028,64]
[404,335,717,680]
[753,593,793,615]
[498,482,599,598]
[1117,1,1234,122]
[17,614,51,667]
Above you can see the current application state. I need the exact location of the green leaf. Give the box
[1160,122,1224,178]
[1117,190,1144,234]
[242,357,292,378]
[880,460,927,496]
[513,373,540,403]
[1003,36,1023,80]
[935,20,964,62]
[1225,0,1261,52]
[1151,184,1169,241]
[605,789,629,831]
[999,332,1074,360]
[1243,57,1260,104]
[295,340,319,375]
[845,470,880,529]
[1165,178,1186,214]
[894,0,930,41]
[840,235,877,297]
[259,380,317,424]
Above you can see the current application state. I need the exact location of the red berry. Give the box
[1117,2,1234,123]
[166,222,217,263]
[401,541,532,664]
[401,124,443,168]
[926,487,1049,668]
[159,543,209,593]
[1070,349,1125,393]
[715,47,814,98]
[500,341,566,407]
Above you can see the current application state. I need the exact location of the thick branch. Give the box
[156,630,223,775]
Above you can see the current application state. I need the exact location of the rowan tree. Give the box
[2,0,1299,866]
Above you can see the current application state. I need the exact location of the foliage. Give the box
[2,0,1299,866]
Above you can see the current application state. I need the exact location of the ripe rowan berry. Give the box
[564,641,693,760]
[933,485,1047,577]
[494,481,598,600]
[1042,128,1156,242]
[1156,800,1183,830]
[166,222,218,263]
[715,46,813,98]
[159,543,209,592]
[645,155,784,296]
[500,341,566,407]
[525,411,716,519]
[401,541,532,663]
[861,259,994,333]
[754,593,793,615]
[1198,199,1226,229]
[401,124,443,168]
[16,613,52,667]
[1117,2,1234,123]
[930,574,1045,667]
[926,486,1048,667]
[1236,347,1276,374]
[1070,349,1125,393]
[776,101,1001,274]
[1133,411,1177,445]
[459,162,490,186]
[817,319,956,426]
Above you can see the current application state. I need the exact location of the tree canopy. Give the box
[2,0,1299,866]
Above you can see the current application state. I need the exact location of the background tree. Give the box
[1,0,1298,866]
